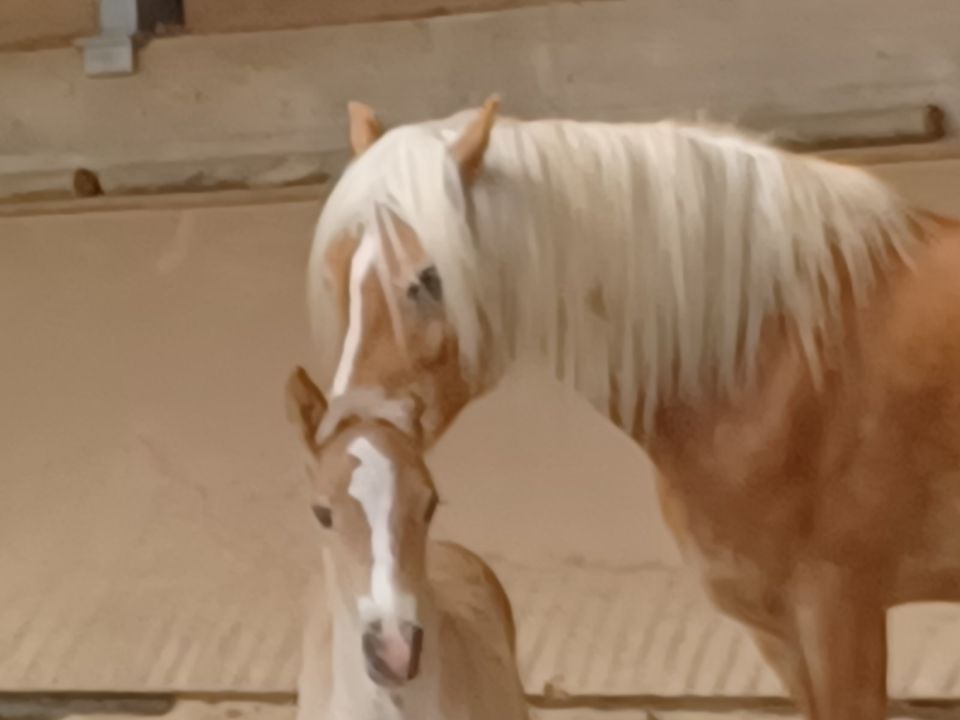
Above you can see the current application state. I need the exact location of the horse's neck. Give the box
[465,123,921,441]
[640,322,820,491]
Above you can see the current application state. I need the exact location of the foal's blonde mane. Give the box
[310,110,921,430]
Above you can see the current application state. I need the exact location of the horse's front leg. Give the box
[748,627,815,719]
[793,563,888,720]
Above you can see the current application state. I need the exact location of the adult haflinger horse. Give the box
[308,96,960,719]
[287,368,528,720]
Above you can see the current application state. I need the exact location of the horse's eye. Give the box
[312,504,333,529]
[419,267,442,300]
[408,266,442,302]
[424,493,440,522]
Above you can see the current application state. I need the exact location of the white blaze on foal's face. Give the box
[287,367,440,685]
[347,436,415,625]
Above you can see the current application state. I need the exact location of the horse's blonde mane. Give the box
[310,111,921,430]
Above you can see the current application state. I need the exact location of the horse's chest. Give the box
[893,469,960,600]
[656,461,808,563]
[653,459,809,624]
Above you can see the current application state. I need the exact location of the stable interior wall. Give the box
[2,160,960,694]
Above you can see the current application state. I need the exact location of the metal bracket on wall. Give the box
[75,0,184,77]
[76,0,139,77]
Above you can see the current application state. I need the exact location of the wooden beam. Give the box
[5,142,960,219]
[0,181,328,219]
[182,0,585,34]
[746,105,946,152]
[0,150,342,207]
[2,112,957,215]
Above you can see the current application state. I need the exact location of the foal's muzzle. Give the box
[362,620,424,687]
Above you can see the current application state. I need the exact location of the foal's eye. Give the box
[424,494,440,522]
[312,504,333,529]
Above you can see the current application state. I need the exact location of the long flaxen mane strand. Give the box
[310,110,924,431]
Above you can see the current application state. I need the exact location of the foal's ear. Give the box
[347,101,384,156]
[285,366,328,446]
[451,95,500,185]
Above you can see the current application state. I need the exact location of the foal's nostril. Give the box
[361,622,425,685]
[406,624,424,680]
[362,630,396,685]
[362,629,381,660]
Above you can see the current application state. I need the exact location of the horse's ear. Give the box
[286,366,328,447]
[347,101,384,156]
[451,95,500,185]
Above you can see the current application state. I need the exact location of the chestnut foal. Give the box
[286,368,528,720]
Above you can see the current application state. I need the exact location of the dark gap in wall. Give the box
[137,0,185,34]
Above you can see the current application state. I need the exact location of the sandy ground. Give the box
[1,697,956,720]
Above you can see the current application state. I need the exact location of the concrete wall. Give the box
[0,0,575,43]
[3,0,960,201]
